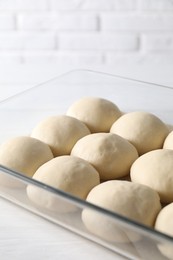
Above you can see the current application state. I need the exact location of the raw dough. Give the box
[163,130,173,149]
[27,155,100,213]
[110,111,169,155]
[155,203,173,260]
[82,180,161,243]
[0,136,53,187]
[130,149,173,203]
[31,115,90,156]
[66,97,122,133]
[71,133,138,181]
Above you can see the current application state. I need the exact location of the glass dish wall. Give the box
[0,70,173,260]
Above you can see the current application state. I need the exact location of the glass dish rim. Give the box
[0,162,173,245]
[0,68,173,246]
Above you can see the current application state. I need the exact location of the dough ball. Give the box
[31,115,90,157]
[130,149,173,204]
[71,133,138,181]
[110,111,169,155]
[0,136,53,187]
[82,180,161,243]
[66,97,122,133]
[155,203,173,260]
[163,130,173,149]
[27,155,100,213]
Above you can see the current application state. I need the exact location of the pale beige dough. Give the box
[155,203,173,260]
[82,180,161,243]
[27,155,100,213]
[163,130,173,149]
[71,132,138,181]
[0,136,53,187]
[31,115,90,157]
[66,97,122,133]
[130,149,173,204]
[110,111,169,155]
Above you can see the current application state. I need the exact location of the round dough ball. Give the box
[71,133,138,181]
[27,155,100,213]
[155,203,173,260]
[82,180,161,243]
[0,136,53,187]
[31,115,90,157]
[130,149,173,204]
[66,97,122,133]
[163,130,173,149]
[110,111,169,155]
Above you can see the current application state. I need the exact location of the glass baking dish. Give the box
[0,69,173,260]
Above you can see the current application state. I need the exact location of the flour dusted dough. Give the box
[31,115,90,156]
[82,180,161,243]
[0,136,53,187]
[110,111,169,155]
[155,203,173,260]
[130,149,173,204]
[27,155,100,213]
[66,97,122,133]
[71,133,138,181]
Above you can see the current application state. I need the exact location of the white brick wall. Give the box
[17,13,98,31]
[0,14,15,29]
[50,0,137,11]
[58,32,139,51]
[138,0,173,10]
[142,34,173,52]
[0,32,55,50]
[0,0,173,67]
[101,14,173,31]
[0,0,48,11]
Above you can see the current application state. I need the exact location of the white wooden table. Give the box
[0,197,125,260]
